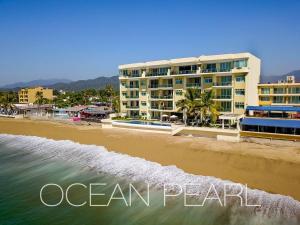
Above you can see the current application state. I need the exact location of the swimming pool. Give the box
[118,120,171,127]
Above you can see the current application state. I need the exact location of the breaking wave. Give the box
[0,134,299,223]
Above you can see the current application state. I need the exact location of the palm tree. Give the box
[199,90,219,125]
[176,89,219,126]
[35,91,44,105]
[176,89,202,125]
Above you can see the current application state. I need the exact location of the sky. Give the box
[0,0,299,85]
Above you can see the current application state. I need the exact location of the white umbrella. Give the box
[170,115,178,119]
[161,114,169,117]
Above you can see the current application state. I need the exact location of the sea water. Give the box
[0,134,299,225]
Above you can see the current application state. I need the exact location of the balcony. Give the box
[148,85,159,89]
[160,106,174,110]
[231,67,249,73]
[150,105,159,110]
[150,95,173,100]
[201,68,217,73]
[158,84,173,88]
[126,105,140,109]
[125,85,139,89]
[146,72,168,77]
[186,83,201,88]
[178,70,197,75]
[212,82,232,87]
[125,95,139,99]
[214,95,232,100]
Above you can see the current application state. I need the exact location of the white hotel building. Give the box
[119,53,261,120]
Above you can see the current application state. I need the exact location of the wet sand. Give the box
[1,118,300,201]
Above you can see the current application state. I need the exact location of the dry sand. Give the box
[0,118,300,201]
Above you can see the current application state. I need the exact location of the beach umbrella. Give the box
[162,114,169,117]
[170,115,178,119]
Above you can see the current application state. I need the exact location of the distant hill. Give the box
[0,79,72,90]
[49,76,119,91]
[261,70,300,83]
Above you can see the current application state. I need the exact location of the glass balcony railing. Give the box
[150,95,173,99]
[213,82,232,86]
[146,73,168,77]
[201,68,217,73]
[186,83,201,88]
[214,95,232,99]
[160,106,173,110]
[126,105,140,109]
[148,85,159,88]
[125,85,139,88]
[219,68,231,72]
[160,95,173,99]
[178,70,197,75]
[125,95,139,99]
[158,84,173,88]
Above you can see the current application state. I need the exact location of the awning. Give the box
[246,106,300,112]
[241,118,300,129]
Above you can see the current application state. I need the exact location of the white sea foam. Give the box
[0,134,299,221]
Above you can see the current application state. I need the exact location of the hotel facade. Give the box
[119,53,261,120]
[258,75,300,106]
[18,86,53,104]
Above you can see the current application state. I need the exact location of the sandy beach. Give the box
[0,118,300,201]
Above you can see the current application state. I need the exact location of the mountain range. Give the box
[260,70,300,83]
[1,70,299,91]
[0,79,72,90]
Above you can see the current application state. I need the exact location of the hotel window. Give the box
[141,92,146,96]
[234,59,247,68]
[121,82,126,86]
[122,70,128,76]
[176,90,183,96]
[132,70,140,77]
[179,65,197,74]
[158,67,169,75]
[122,92,127,97]
[141,112,147,116]
[289,96,300,104]
[221,102,231,112]
[141,101,147,106]
[140,80,146,86]
[273,96,284,103]
[261,88,270,94]
[220,62,232,72]
[122,102,127,106]
[260,96,270,101]
[204,77,213,83]
[235,75,245,82]
[235,102,244,109]
[175,78,183,84]
[274,88,285,94]
[235,89,245,95]
[289,87,300,94]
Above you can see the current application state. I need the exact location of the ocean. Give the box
[0,134,299,225]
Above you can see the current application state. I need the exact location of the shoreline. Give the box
[0,118,300,201]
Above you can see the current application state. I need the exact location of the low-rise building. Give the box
[240,106,300,141]
[18,86,53,104]
[258,75,300,106]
